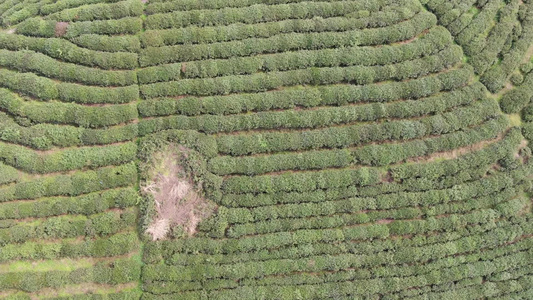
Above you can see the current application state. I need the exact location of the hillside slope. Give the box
[0,0,531,299]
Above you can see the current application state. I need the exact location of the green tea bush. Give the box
[50,0,143,22]
[0,187,138,220]
[0,33,138,70]
[0,89,138,127]
[15,18,57,37]
[0,163,137,202]
[138,67,473,117]
[0,208,136,245]
[70,34,141,53]
[0,49,137,86]
[145,0,387,14]
[140,45,461,98]
[145,1,387,30]
[0,141,137,173]
[140,6,420,47]
[0,69,58,100]
[139,12,436,66]
[64,17,143,38]
[40,0,124,16]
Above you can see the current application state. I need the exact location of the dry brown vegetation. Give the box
[142,146,215,240]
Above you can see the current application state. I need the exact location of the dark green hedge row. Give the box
[140,26,451,83]
[145,0,387,14]
[0,49,137,87]
[0,162,18,185]
[137,64,182,85]
[144,244,530,298]
[138,130,218,159]
[0,33,138,70]
[144,214,523,283]
[139,75,470,139]
[138,67,472,117]
[0,187,138,220]
[0,70,139,102]
[500,71,533,113]
[0,112,137,150]
[480,1,533,92]
[0,141,136,174]
[14,18,57,37]
[214,83,483,155]
[0,68,58,100]
[70,34,141,53]
[141,3,420,47]
[46,290,142,300]
[49,0,143,22]
[225,189,519,239]
[0,208,137,245]
[223,180,517,226]
[468,1,519,74]
[208,98,499,175]
[140,44,461,99]
[0,257,140,292]
[0,89,138,127]
[424,0,476,30]
[0,3,39,26]
[453,0,501,50]
[39,0,124,16]
[154,215,529,265]
[64,17,143,38]
[0,232,138,262]
[352,109,506,167]
[220,144,520,209]
[0,162,137,202]
[216,138,531,221]
[226,191,523,237]
[222,167,381,194]
[58,83,139,104]
[169,215,528,266]
[139,11,436,66]
[145,1,389,30]
[391,127,525,180]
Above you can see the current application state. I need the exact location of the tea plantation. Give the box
[0,0,532,298]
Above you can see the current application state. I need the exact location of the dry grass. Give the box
[142,146,215,241]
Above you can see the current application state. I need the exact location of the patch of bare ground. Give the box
[55,22,68,37]
[143,146,215,241]
[407,135,505,163]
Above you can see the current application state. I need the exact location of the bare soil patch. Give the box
[55,22,69,37]
[142,146,215,240]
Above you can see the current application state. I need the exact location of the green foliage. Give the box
[139,11,436,66]
[70,34,141,53]
[0,163,137,202]
[15,18,56,37]
[141,5,420,47]
[64,17,143,38]
[50,0,143,22]
[0,33,139,70]
[138,67,473,117]
[0,49,137,87]
[0,187,138,220]
[145,1,387,30]
[0,141,137,173]
[0,88,138,128]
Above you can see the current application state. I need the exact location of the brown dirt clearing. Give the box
[143,146,215,240]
